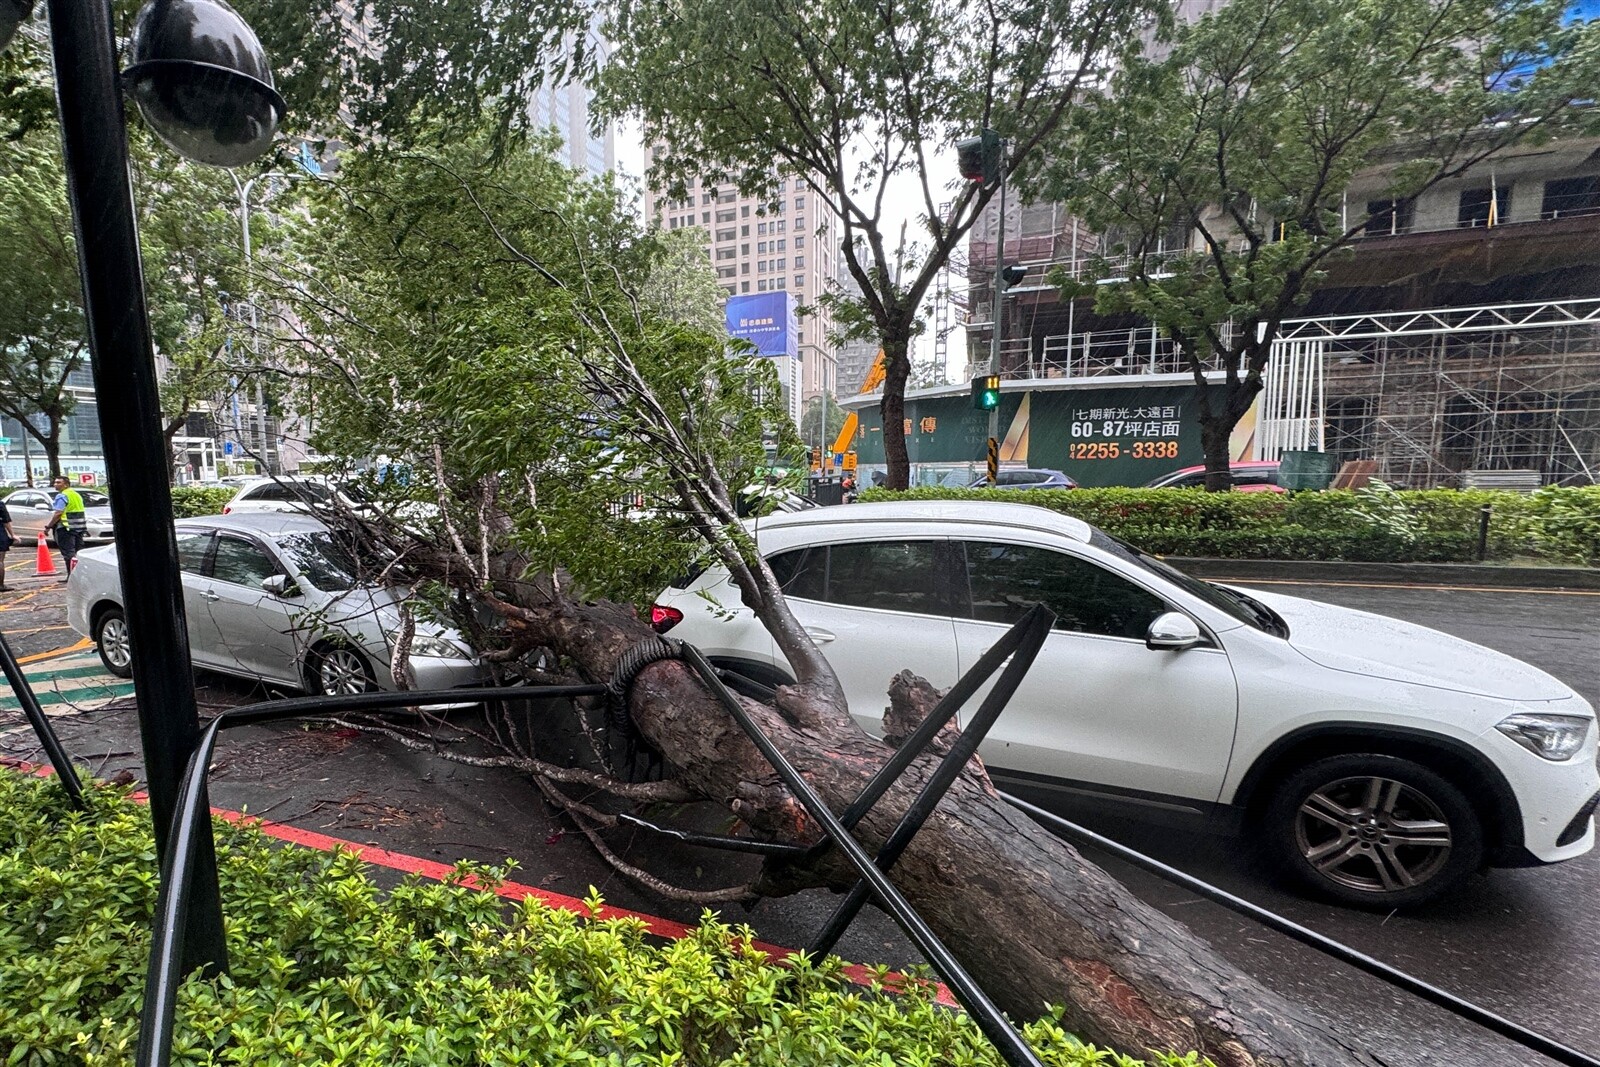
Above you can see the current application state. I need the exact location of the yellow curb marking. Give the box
[17,638,93,665]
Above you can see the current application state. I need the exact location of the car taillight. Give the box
[650,604,683,633]
[221,504,231,514]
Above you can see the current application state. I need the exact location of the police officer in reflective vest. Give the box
[42,475,86,580]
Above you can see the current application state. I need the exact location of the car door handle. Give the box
[805,627,836,644]
[202,590,220,601]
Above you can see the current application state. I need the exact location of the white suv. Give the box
[651,500,1600,907]
[222,476,363,515]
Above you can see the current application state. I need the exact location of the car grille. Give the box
[1557,790,1600,847]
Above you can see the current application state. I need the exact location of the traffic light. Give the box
[810,446,822,470]
[1001,264,1028,288]
[955,129,1001,187]
[971,374,1001,410]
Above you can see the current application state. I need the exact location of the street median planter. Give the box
[861,484,1600,567]
[0,770,1200,1067]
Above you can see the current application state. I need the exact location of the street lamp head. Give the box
[124,0,285,167]
[0,0,35,52]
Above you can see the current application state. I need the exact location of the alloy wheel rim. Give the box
[318,649,367,695]
[1293,774,1452,895]
[102,617,131,670]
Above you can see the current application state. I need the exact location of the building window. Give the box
[1540,176,1600,219]
[741,262,749,274]
[717,266,736,279]
[795,275,804,288]
[777,258,786,269]
[1362,198,1414,237]
[1458,187,1510,228]
[794,255,804,268]
[776,276,786,288]
[758,241,766,253]
[758,279,767,291]
[777,239,786,251]
[742,205,750,217]
[724,285,736,297]
[795,235,805,249]
[716,209,736,223]
[758,222,767,235]
[719,190,736,203]
[794,196,804,210]
[796,217,804,230]
[741,224,749,236]
[702,192,714,204]
[716,247,735,260]
[717,228,735,241]
[702,212,710,224]
[777,220,787,233]
[741,243,749,254]
[776,178,786,192]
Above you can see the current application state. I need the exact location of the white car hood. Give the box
[1238,587,1577,702]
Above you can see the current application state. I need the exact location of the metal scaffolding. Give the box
[1274,298,1600,487]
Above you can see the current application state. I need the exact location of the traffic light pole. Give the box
[986,140,1008,487]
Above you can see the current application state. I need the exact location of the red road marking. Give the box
[1,757,951,1004]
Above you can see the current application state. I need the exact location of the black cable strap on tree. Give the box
[604,634,683,778]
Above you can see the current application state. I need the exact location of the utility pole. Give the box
[986,138,1008,487]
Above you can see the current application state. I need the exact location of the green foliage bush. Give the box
[0,771,1202,1067]
[858,485,1600,565]
[169,487,236,518]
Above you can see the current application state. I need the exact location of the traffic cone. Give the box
[35,535,56,576]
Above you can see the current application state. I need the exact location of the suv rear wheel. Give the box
[1264,753,1483,908]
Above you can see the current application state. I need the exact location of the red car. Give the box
[1143,460,1284,492]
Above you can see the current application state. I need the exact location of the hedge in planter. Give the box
[0,771,1202,1066]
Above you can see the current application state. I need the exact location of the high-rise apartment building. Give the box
[643,148,838,407]
[526,28,617,177]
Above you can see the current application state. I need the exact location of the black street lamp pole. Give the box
[38,0,282,974]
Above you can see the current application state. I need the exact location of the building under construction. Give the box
[965,134,1600,488]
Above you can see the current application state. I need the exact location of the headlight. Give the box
[406,633,467,660]
[1495,713,1591,761]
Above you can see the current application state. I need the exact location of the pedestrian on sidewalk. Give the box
[0,494,12,591]
[41,475,85,581]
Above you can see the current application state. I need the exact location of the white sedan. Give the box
[651,499,1600,907]
[67,513,487,702]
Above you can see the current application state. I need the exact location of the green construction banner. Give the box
[850,382,1255,487]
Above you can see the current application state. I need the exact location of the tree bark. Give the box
[508,593,1386,1067]
[879,330,912,491]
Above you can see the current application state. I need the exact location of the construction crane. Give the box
[827,350,884,458]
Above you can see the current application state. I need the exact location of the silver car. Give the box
[66,513,488,702]
[4,487,116,544]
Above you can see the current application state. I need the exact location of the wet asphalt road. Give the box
[3,565,1599,1065]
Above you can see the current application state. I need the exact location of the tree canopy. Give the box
[1046,0,1600,487]
[595,0,1158,488]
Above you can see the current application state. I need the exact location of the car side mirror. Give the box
[261,574,297,598]
[33,503,50,511]
[1146,611,1203,651]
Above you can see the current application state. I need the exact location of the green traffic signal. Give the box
[971,374,1001,410]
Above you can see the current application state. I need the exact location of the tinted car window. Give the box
[767,540,951,614]
[244,483,287,502]
[1233,468,1277,485]
[826,541,948,614]
[175,530,211,574]
[959,541,1167,640]
[767,546,826,600]
[211,535,280,588]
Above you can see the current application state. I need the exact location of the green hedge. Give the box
[0,770,1198,1067]
[859,485,1600,565]
[170,486,237,518]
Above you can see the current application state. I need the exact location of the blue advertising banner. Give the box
[726,292,797,358]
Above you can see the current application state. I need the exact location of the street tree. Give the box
[274,133,1391,1067]
[0,132,86,477]
[1047,0,1600,489]
[594,0,1158,490]
[800,393,847,451]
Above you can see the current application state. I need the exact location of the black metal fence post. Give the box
[43,0,227,974]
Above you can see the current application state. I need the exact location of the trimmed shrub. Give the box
[170,486,237,518]
[858,485,1597,565]
[0,770,1196,1066]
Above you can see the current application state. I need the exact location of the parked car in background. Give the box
[67,513,487,701]
[1144,460,1283,491]
[650,500,1598,907]
[222,476,367,515]
[4,486,115,543]
[967,468,1077,490]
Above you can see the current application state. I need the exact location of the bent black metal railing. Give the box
[1003,793,1600,1067]
[138,610,1059,1067]
[0,629,86,810]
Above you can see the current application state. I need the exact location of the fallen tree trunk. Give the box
[505,594,1387,1067]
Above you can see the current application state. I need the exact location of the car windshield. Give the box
[78,489,110,506]
[1091,531,1289,637]
[272,531,361,592]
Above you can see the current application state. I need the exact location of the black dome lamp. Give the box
[0,0,36,51]
[124,0,285,167]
